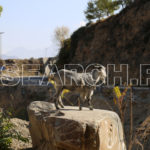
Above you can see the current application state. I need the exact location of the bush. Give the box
[0,111,29,150]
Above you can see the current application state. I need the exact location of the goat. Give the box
[49,65,106,110]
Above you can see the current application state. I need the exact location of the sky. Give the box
[0,0,89,59]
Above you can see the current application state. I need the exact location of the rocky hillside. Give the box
[0,86,50,120]
[10,118,32,150]
[0,58,44,76]
[0,57,56,76]
[58,0,150,84]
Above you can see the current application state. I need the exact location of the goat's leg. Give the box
[58,93,64,108]
[88,90,94,110]
[78,96,83,110]
[79,91,87,110]
[54,89,62,110]
[88,98,93,110]
[54,96,60,110]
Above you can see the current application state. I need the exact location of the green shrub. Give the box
[0,111,29,150]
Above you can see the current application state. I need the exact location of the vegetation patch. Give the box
[0,111,29,150]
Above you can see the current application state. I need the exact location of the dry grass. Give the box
[113,84,150,150]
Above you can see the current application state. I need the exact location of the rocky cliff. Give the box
[28,101,126,150]
[58,0,150,84]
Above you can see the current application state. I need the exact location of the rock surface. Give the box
[28,101,126,150]
[10,118,32,150]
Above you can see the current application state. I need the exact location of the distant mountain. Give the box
[4,47,57,59]
[1,54,18,60]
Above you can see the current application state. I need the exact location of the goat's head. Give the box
[92,64,106,85]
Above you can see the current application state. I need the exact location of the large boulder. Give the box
[28,101,126,150]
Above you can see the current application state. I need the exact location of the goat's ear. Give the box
[94,65,102,70]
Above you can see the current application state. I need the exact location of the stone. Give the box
[28,101,126,150]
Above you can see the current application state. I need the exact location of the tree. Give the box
[84,0,104,22]
[84,0,135,22]
[85,0,120,22]
[0,6,3,16]
[54,26,70,47]
[97,0,119,16]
